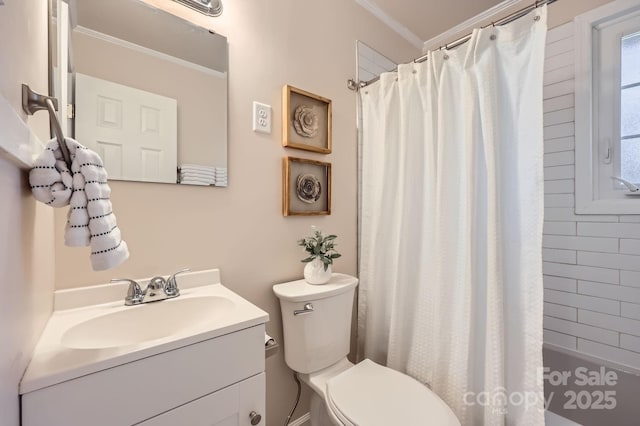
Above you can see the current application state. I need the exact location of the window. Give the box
[575,0,640,214]
[620,32,640,184]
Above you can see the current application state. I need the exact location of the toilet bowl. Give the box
[273,274,460,426]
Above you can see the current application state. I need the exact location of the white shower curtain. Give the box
[358,7,547,426]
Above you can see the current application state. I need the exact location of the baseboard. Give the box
[288,412,311,426]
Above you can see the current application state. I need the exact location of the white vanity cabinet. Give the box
[22,325,266,426]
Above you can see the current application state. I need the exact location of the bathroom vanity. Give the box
[20,269,268,426]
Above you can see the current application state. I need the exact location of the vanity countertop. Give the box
[20,269,268,394]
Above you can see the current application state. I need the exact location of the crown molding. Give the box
[422,0,529,52]
[353,0,423,50]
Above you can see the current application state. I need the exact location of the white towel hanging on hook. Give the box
[29,137,129,271]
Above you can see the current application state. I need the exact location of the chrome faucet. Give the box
[111,268,190,306]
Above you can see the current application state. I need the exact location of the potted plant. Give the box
[298,227,341,285]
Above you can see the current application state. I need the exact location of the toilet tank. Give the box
[273,274,358,374]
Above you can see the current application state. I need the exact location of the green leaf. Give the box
[301,256,315,263]
[330,253,341,259]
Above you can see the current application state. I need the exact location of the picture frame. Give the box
[282,85,332,154]
[283,156,332,216]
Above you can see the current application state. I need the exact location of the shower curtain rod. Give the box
[348,0,558,90]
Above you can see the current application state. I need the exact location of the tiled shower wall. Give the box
[542,22,640,370]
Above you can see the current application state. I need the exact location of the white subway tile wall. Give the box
[356,41,397,84]
[543,22,640,370]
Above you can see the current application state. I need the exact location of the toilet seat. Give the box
[325,359,460,426]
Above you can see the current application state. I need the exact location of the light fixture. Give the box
[171,0,222,16]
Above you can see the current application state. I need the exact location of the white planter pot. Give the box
[303,258,332,285]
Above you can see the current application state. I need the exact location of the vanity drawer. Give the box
[139,373,265,426]
[22,324,265,426]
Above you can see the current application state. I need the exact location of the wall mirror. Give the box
[51,0,228,186]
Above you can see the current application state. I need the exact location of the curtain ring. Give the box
[534,15,541,21]
[490,34,497,41]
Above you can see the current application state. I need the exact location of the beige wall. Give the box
[0,1,56,425]
[72,29,228,168]
[53,0,418,423]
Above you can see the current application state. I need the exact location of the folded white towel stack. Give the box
[29,138,129,271]
[179,164,227,187]
[180,179,209,186]
[214,166,227,187]
[180,164,215,173]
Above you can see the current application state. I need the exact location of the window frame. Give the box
[575,0,640,214]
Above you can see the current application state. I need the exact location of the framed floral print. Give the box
[283,156,331,216]
[282,85,332,154]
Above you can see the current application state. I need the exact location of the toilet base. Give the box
[310,392,340,426]
[298,358,353,426]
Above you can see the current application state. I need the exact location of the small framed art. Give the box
[283,156,331,216]
[282,85,332,154]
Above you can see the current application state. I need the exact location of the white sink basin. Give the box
[61,296,235,349]
[20,270,270,395]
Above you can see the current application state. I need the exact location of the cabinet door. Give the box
[139,373,265,426]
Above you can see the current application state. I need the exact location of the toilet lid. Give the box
[326,359,460,426]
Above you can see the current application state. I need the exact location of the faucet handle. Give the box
[166,268,190,297]
[111,278,143,306]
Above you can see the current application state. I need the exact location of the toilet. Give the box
[273,273,460,426]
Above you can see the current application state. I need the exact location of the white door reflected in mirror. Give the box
[75,73,178,183]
